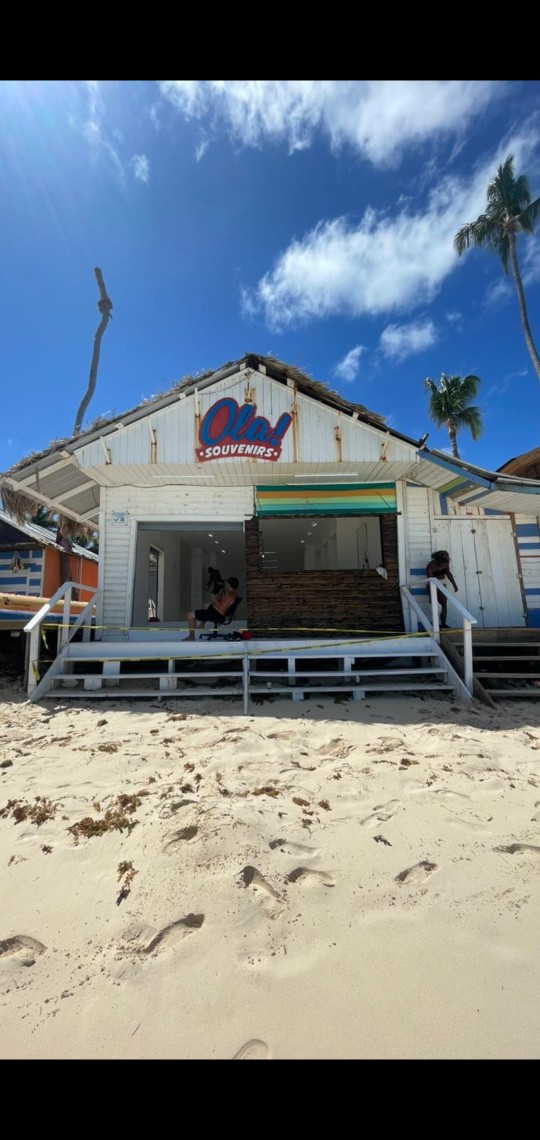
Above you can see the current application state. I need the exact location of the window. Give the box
[259,517,383,572]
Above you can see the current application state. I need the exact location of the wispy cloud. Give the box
[82,80,124,182]
[483,277,513,308]
[76,82,150,186]
[380,318,438,361]
[486,368,528,400]
[523,233,540,285]
[332,345,365,382]
[158,80,505,166]
[243,124,539,329]
[130,154,150,183]
[446,310,462,325]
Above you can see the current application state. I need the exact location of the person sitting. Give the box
[184,576,239,641]
[426,550,458,629]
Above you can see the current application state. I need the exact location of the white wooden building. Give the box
[3,354,540,703]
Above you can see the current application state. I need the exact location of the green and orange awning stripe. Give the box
[255,483,396,516]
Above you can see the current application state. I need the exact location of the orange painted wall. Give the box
[42,550,98,597]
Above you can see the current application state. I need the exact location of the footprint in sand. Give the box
[494,843,540,856]
[0,935,46,966]
[143,914,205,954]
[395,860,438,884]
[269,838,319,857]
[163,825,198,851]
[318,738,353,759]
[240,866,283,916]
[233,1039,270,1060]
[360,800,401,828]
[286,866,335,888]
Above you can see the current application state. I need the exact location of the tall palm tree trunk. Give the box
[508,233,540,383]
[447,421,460,458]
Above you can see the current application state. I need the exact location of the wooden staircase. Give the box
[443,628,540,699]
[29,635,469,706]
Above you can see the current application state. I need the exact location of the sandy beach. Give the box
[1,682,540,1060]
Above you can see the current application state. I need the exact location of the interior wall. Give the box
[132,530,181,625]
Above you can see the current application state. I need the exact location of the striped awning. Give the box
[255,482,397,516]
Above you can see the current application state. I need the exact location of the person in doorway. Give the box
[184,576,239,641]
[426,550,458,629]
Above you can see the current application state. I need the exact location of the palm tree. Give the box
[424,373,483,459]
[454,155,540,383]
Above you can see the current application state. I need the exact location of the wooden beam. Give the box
[99,436,112,464]
[1,476,99,528]
[18,455,79,488]
[54,482,97,505]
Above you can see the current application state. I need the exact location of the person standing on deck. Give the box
[426,550,458,629]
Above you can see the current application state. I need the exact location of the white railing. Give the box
[400,580,477,695]
[24,581,100,696]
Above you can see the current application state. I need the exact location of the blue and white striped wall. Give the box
[515,517,540,628]
[0,548,44,596]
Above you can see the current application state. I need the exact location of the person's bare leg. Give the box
[183,611,196,641]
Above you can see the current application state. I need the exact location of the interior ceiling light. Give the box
[293,473,356,478]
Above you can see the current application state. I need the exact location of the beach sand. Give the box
[1,682,540,1059]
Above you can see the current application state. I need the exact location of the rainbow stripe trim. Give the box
[256,482,397,516]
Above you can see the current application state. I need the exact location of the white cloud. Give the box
[131,154,150,183]
[446,310,462,324]
[332,345,366,382]
[76,82,150,187]
[158,80,504,166]
[195,138,209,162]
[243,125,539,329]
[82,80,124,182]
[380,319,438,361]
[484,277,513,308]
[522,233,540,285]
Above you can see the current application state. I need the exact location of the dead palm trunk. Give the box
[73,268,113,435]
[508,232,540,383]
[447,420,460,459]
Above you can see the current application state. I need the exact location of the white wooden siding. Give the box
[401,483,525,629]
[74,369,419,482]
[100,484,254,632]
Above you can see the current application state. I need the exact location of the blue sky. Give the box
[1,80,540,472]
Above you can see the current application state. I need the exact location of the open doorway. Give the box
[132,522,246,627]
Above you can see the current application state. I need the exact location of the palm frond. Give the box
[519,194,540,233]
[454,406,483,441]
[457,374,481,401]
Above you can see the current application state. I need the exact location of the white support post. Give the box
[287,656,296,687]
[463,619,473,696]
[429,579,440,643]
[27,627,41,696]
[59,586,72,652]
[243,654,249,714]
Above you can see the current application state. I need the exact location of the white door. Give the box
[431,518,524,628]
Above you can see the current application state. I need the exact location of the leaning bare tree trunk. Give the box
[508,234,540,383]
[73,268,113,435]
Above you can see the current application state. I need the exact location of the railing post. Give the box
[27,627,41,696]
[59,586,72,652]
[463,618,473,695]
[429,579,440,643]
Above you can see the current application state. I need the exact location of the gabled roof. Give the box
[0,509,98,561]
[0,352,422,529]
